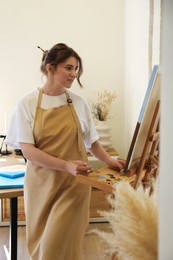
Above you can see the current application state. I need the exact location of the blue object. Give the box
[99,175,106,179]
[0,169,25,179]
[0,176,24,188]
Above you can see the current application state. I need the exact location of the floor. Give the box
[0,222,113,260]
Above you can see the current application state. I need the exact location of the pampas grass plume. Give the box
[92,181,158,260]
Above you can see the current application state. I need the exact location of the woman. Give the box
[5,43,125,260]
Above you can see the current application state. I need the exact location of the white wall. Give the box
[0,0,125,156]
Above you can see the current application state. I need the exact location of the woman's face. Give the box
[49,56,79,89]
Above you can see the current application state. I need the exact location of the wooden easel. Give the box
[110,100,160,260]
[130,99,160,193]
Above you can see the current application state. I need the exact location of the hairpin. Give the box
[37,46,46,53]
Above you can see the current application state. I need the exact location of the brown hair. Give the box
[39,43,83,87]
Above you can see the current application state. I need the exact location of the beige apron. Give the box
[24,90,91,260]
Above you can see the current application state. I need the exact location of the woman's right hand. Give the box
[19,143,91,176]
[66,160,92,176]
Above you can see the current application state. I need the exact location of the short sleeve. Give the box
[82,104,99,148]
[5,94,36,149]
[71,93,99,149]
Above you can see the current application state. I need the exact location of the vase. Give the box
[95,120,112,150]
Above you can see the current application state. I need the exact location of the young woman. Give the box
[5,43,125,260]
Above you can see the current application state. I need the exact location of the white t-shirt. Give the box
[5,88,99,149]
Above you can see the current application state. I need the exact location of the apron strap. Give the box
[33,89,43,134]
[65,91,84,153]
[37,89,43,108]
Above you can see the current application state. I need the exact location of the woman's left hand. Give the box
[107,158,126,171]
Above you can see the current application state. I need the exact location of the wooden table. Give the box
[0,154,25,260]
[0,188,23,260]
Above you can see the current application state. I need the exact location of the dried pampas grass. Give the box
[92,90,117,121]
[92,181,158,260]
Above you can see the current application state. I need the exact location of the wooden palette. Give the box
[77,166,136,193]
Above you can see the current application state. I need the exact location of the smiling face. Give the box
[46,56,79,90]
[56,56,79,88]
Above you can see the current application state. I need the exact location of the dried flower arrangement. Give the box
[92,90,117,121]
[90,181,158,260]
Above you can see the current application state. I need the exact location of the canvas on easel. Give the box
[132,99,160,191]
[123,65,160,174]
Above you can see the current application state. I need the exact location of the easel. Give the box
[110,101,160,260]
[128,99,160,194]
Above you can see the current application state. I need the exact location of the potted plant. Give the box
[92,90,117,121]
[91,90,117,150]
